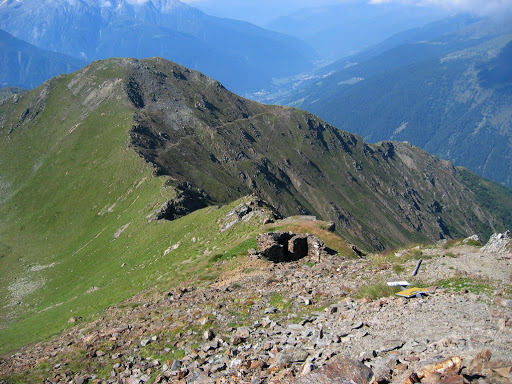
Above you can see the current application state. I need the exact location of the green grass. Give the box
[435,276,494,296]
[208,237,257,265]
[465,239,482,247]
[0,69,279,354]
[3,360,54,384]
[353,281,402,300]
[269,293,292,311]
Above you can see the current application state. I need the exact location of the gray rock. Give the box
[295,355,374,384]
[370,358,392,383]
[186,370,210,384]
[463,234,480,244]
[235,326,251,339]
[482,231,512,253]
[203,329,215,341]
[288,323,304,331]
[276,348,309,365]
[170,359,182,371]
[351,320,364,330]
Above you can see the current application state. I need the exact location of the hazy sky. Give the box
[182,0,512,25]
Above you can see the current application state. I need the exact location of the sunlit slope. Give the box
[0,61,269,353]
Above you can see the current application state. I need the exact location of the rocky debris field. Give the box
[1,232,512,384]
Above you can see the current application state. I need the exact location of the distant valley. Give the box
[279,14,512,187]
[265,1,448,61]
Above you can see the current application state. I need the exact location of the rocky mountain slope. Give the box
[0,0,313,93]
[1,223,511,383]
[0,29,85,89]
[280,15,512,187]
[1,57,512,358]
[121,58,512,250]
[2,57,512,250]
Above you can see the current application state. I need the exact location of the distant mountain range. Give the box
[266,2,448,61]
[0,29,85,89]
[280,15,512,187]
[0,0,315,94]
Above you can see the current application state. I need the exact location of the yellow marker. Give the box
[396,287,428,298]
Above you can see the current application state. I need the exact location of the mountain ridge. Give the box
[42,58,512,247]
[1,56,512,357]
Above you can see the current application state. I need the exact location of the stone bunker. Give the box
[251,231,326,263]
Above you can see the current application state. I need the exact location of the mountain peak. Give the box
[70,56,510,250]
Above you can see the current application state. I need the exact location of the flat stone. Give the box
[235,326,251,339]
[276,349,309,365]
[295,355,373,384]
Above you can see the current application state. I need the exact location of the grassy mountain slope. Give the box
[1,57,511,353]
[0,60,289,353]
[281,16,512,187]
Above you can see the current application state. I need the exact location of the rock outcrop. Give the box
[218,196,282,232]
[481,231,512,254]
[153,183,211,221]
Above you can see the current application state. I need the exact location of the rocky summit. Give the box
[1,228,511,383]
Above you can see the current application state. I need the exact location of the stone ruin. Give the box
[249,231,327,263]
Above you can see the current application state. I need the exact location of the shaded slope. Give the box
[121,58,510,250]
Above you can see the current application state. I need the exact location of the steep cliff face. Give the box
[117,58,509,250]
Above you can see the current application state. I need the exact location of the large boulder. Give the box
[481,231,511,254]
[295,355,374,384]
